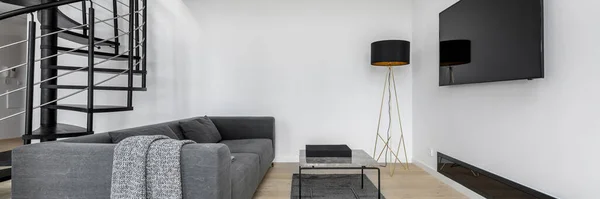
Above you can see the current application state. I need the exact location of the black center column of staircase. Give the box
[39,0,59,142]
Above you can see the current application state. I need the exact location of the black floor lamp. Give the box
[371,40,410,176]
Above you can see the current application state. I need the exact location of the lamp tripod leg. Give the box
[376,136,392,162]
[373,70,390,159]
[390,68,410,172]
[376,134,404,162]
[373,66,410,175]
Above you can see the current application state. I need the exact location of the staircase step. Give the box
[2,0,85,30]
[44,65,145,75]
[0,151,10,167]
[44,104,133,113]
[22,123,93,140]
[42,85,147,91]
[0,168,10,182]
[59,29,120,47]
[57,46,141,61]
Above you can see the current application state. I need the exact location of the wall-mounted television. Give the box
[439,0,544,86]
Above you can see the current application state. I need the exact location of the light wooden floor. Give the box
[0,163,465,199]
[0,138,465,199]
[0,138,21,152]
[0,177,8,199]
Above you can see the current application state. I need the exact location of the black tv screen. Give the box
[439,0,544,86]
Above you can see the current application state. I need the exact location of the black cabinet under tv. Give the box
[437,153,555,199]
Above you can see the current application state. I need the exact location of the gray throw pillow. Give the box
[179,117,222,143]
[109,125,179,143]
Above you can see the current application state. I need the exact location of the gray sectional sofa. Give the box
[11,116,275,199]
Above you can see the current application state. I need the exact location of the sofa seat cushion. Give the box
[219,139,274,176]
[230,153,261,199]
[108,125,179,143]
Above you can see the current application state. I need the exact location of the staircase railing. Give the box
[0,0,147,142]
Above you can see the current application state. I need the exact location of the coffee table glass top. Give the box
[299,150,379,168]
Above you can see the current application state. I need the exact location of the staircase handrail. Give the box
[0,0,87,21]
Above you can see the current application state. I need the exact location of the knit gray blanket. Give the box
[110,135,195,199]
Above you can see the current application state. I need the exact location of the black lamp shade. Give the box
[371,40,410,66]
[440,40,471,67]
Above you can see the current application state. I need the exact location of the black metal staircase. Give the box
[0,0,147,182]
[0,0,148,142]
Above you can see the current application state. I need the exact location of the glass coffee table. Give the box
[299,149,381,199]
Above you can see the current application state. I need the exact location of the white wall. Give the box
[52,0,414,162]
[412,0,600,198]
[0,17,27,139]
[181,0,413,162]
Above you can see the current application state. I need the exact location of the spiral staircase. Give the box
[0,0,147,182]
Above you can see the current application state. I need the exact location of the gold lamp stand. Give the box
[373,66,409,176]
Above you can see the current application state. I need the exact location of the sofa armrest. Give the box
[181,144,232,199]
[210,116,275,142]
[12,142,232,199]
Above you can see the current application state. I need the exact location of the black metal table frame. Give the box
[298,166,381,199]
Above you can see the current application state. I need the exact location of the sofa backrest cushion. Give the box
[109,125,180,143]
[59,133,113,144]
[179,117,222,143]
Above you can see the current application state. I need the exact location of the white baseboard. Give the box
[413,159,485,199]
